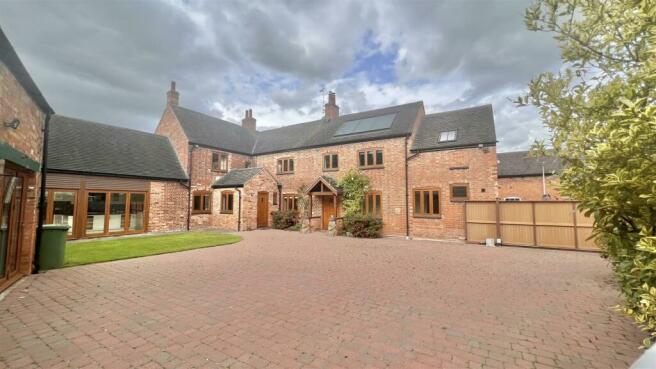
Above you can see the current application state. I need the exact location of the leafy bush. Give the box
[342,214,383,238]
[523,0,656,346]
[271,210,298,230]
[338,169,370,217]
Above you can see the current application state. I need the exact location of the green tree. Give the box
[522,0,656,345]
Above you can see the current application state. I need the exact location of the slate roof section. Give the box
[0,26,53,114]
[497,151,564,177]
[411,105,496,152]
[252,102,423,155]
[172,106,256,155]
[212,167,265,188]
[47,115,187,180]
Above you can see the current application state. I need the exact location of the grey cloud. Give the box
[0,0,560,150]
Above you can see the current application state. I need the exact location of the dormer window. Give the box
[438,130,457,142]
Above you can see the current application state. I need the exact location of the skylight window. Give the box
[438,130,457,142]
[334,113,396,136]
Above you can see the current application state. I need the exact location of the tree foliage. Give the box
[522,0,656,345]
[338,169,370,217]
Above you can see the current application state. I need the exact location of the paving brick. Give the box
[0,230,645,369]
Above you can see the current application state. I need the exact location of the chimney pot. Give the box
[167,80,179,107]
[242,108,256,132]
[324,91,339,120]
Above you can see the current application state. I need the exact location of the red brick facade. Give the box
[0,58,47,289]
[408,147,498,239]
[148,181,188,232]
[498,175,564,201]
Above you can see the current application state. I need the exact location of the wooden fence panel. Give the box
[465,201,599,251]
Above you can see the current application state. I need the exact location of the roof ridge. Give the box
[173,105,240,125]
[424,104,492,117]
[53,114,165,139]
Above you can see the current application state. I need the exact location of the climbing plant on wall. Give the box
[338,169,370,217]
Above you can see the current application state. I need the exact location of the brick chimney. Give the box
[324,91,339,120]
[242,109,256,132]
[166,81,179,107]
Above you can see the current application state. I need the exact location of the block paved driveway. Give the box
[0,230,643,369]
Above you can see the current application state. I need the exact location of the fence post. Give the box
[572,202,579,249]
[495,199,501,242]
[532,202,537,247]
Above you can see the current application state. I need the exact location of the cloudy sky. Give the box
[1,0,562,152]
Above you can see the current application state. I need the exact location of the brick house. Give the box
[0,26,54,291]
[497,151,564,201]
[44,115,188,239]
[155,84,500,239]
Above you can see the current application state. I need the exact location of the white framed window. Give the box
[438,130,457,142]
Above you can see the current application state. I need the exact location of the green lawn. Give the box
[64,232,241,267]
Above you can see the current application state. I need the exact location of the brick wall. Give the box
[408,146,498,239]
[253,137,409,236]
[241,169,279,231]
[498,175,563,201]
[148,180,188,232]
[0,60,46,284]
[188,146,251,230]
[155,106,189,174]
[212,188,240,230]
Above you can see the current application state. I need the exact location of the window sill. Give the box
[450,199,468,202]
[277,172,294,175]
[212,170,228,174]
[413,215,442,219]
[192,211,212,215]
[220,210,233,214]
[359,165,384,170]
[322,168,339,172]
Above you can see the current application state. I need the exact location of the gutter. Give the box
[404,137,410,238]
[186,145,196,231]
[236,188,242,231]
[33,112,52,274]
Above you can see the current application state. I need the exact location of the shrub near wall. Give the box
[342,214,383,238]
[271,210,299,230]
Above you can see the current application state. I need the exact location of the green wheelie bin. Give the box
[39,224,70,269]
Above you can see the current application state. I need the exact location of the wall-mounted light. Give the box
[4,118,20,129]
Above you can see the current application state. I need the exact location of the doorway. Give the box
[321,196,339,230]
[257,192,269,228]
[0,164,28,286]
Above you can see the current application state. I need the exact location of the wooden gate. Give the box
[465,201,599,251]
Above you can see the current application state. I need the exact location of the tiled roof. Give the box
[212,167,265,188]
[47,115,187,180]
[251,102,424,154]
[411,105,496,152]
[497,151,563,177]
[0,26,53,114]
[172,106,256,155]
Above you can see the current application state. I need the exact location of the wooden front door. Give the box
[257,192,269,228]
[0,165,27,286]
[321,196,337,230]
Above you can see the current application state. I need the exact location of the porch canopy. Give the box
[305,176,341,227]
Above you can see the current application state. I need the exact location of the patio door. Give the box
[0,165,27,285]
[257,192,268,228]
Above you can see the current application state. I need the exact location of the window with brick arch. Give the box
[413,188,440,217]
[363,191,382,218]
[282,194,299,211]
[212,152,229,172]
[192,191,212,214]
[220,192,234,214]
[277,158,294,174]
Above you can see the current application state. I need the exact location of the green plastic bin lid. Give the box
[43,224,71,230]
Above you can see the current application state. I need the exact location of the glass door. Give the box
[128,193,145,231]
[48,191,76,236]
[85,192,107,235]
[108,193,126,233]
[1,168,25,283]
